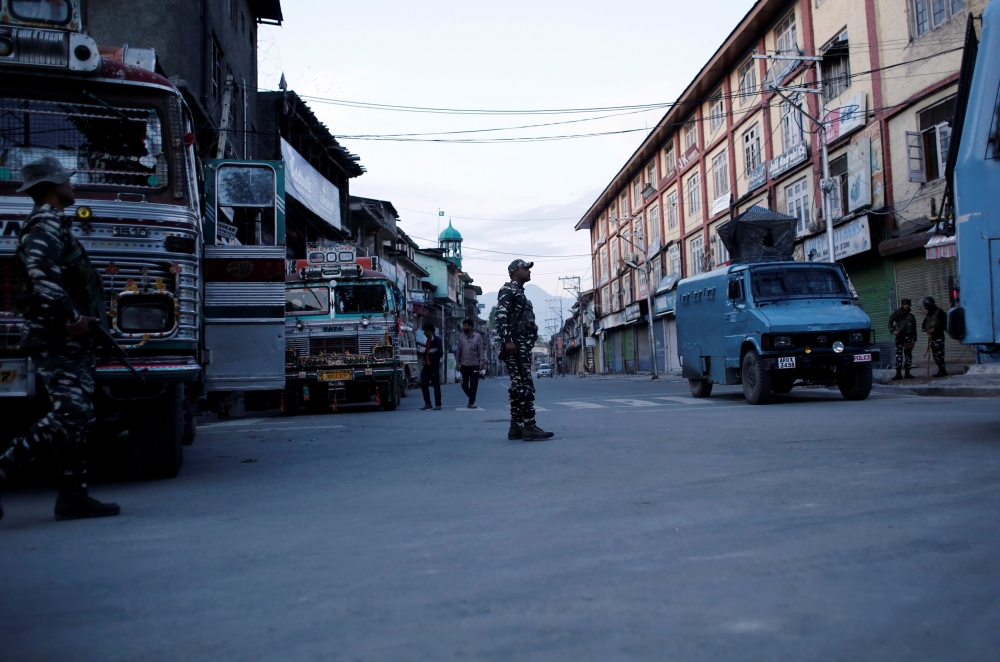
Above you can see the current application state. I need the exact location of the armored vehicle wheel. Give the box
[741,350,773,405]
[380,379,400,411]
[688,379,713,398]
[838,363,873,401]
[135,384,184,478]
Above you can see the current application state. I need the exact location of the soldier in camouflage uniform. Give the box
[496,259,553,441]
[921,297,948,377]
[888,298,917,380]
[0,157,120,521]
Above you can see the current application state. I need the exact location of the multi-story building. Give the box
[577,0,979,373]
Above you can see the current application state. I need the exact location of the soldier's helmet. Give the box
[508,259,534,274]
[17,156,75,193]
[900,298,912,306]
[920,296,936,308]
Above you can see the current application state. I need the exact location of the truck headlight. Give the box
[117,296,174,333]
[773,335,792,348]
[833,341,845,353]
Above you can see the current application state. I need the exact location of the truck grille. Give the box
[309,336,380,355]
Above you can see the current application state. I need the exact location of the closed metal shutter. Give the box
[636,323,652,373]
[843,249,895,366]
[893,253,970,366]
[613,329,624,372]
[623,326,635,373]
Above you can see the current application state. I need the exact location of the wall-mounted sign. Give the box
[825,92,867,144]
[653,290,677,316]
[710,194,730,217]
[802,215,871,262]
[748,163,767,192]
[768,142,809,180]
[624,302,642,322]
[677,145,699,171]
[281,138,341,231]
[846,137,872,212]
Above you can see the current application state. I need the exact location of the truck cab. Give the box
[677,261,879,404]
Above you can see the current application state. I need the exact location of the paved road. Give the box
[2,376,999,661]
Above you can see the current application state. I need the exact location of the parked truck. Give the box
[676,207,880,404]
[283,244,405,413]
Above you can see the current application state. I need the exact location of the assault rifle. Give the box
[15,293,146,382]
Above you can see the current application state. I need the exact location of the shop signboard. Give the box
[624,302,642,322]
[825,92,867,144]
[768,142,808,180]
[747,163,767,191]
[281,138,341,231]
[846,137,872,212]
[653,290,677,317]
[803,215,871,262]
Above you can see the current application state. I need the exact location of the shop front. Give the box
[653,277,681,373]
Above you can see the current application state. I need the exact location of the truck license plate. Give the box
[777,357,796,369]
[319,370,352,381]
[853,353,872,362]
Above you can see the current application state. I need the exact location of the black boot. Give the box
[508,421,522,440]
[904,370,915,379]
[522,423,554,441]
[891,370,903,381]
[934,367,948,377]
[54,489,120,521]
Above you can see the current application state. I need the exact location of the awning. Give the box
[281,138,341,231]
[925,234,956,260]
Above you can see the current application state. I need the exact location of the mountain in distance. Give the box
[477,284,576,331]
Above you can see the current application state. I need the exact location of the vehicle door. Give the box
[724,272,748,365]
[202,160,286,392]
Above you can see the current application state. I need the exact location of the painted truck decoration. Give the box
[675,206,880,405]
[283,242,405,413]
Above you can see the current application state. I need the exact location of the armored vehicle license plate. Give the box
[0,359,31,397]
[853,353,872,362]
[319,370,353,381]
[777,357,796,369]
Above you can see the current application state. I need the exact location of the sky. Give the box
[258,0,755,299]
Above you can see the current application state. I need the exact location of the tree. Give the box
[488,305,497,329]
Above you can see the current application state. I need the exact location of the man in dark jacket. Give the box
[419,323,444,410]
[0,157,120,521]
[889,298,917,380]
[921,297,948,377]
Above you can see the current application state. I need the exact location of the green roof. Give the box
[439,220,462,242]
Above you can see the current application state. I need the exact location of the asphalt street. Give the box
[2,375,999,661]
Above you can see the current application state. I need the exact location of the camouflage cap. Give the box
[17,156,75,193]
[900,298,912,305]
[508,259,534,274]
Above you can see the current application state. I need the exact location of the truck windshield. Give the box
[750,267,848,300]
[335,284,389,314]
[0,99,167,190]
[286,287,329,315]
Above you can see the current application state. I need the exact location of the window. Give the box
[669,243,681,276]
[775,12,798,54]
[907,96,957,183]
[684,122,697,151]
[632,216,645,253]
[10,0,71,24]
[666,191,679,229]
[712,151,729,200]
[687,173,701,215]
[738,59,757,105]
[620,192,629,218]
[646,161,657,187]
[663,142,676,176]
[212,37,224,100]
[647,204,661,248]
[691,235,706,275]
[286,287,330,315]
[743,125,762,173]
[912,0,963,36]
[598,246,608,283]
[821,30,851,101]
[715,232,730,266]
[786,177,812,235]
[750,266,848,299]
[633,177,642,208]
[601,285,610,313]
[651,256,663,288]
[709,91,725,133]
[781,97,805,150]
[609,201,617,224]
[335,285,389,314]
[828,155,848,219]
[623,274,633,304]
[612,280,622,310]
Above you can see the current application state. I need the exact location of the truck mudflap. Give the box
[763,349,880,371]
[96,356,201,383]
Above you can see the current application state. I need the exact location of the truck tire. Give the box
[381,378,399,411]
[399,370,409,398]
[136,384,184,478]
[838,363,873,401]
[182,407,197,446]
[741,350,773,405]
[689,379,713,397]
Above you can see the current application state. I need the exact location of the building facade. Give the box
[577,0,980,373]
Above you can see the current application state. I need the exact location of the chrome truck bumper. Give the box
[96,355,201,383]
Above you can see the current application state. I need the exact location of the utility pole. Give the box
[560,275,585,376]
[614,216,658,380]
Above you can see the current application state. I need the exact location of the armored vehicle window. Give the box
[286,287,329,315]
[728,278,744,300]
[11,0,70,24]
[750,267,848,299]
[335,284,388,314]
[0,99,166,189]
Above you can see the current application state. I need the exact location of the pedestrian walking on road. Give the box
[0,157,120,521]
[921,297,948,377]
[419,323,443,410]
[889,298,917,380]
[457,318,484,408]
[496,260,553,441]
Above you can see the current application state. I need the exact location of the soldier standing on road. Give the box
[0,157,120,521]
[419,323,443,411]
[921,297,948,377]
[889,298,917,381]
[496,260,553,441]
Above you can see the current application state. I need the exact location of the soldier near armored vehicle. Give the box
[0,157,120,521]
[921,296,948,377]
[496,260,553,441]
[889,298,917,380]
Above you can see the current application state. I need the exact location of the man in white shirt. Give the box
[456,318,484,409]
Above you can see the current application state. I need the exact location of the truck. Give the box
[283,244,406,413]
[944,5,1000,352]
[676,207,880,404]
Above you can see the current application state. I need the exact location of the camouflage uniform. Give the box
[0,204,106,494]
[922,302,947,372]
[888,304,916,372]
[496,279,538,426]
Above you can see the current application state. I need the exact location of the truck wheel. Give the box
[688,379,713,397]
[136,384,184,478]
[399,370,409,398]
[381,379,399,411]
[182,407,197,446]
[838,363,873,401]
[741,350,773,405]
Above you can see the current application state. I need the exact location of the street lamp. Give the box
[614,215,659,380]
